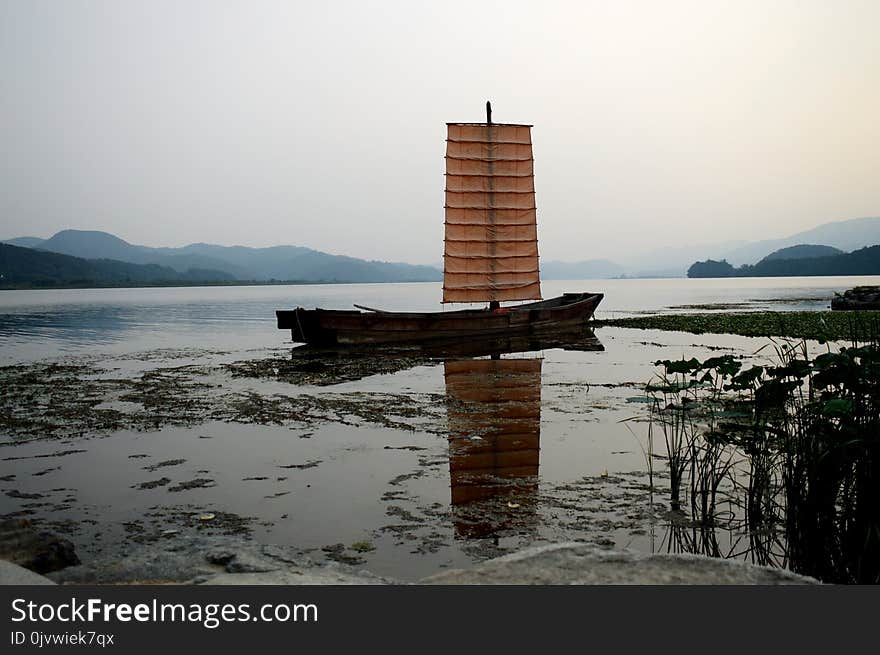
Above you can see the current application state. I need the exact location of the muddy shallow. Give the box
[4,278,872,581]
[0,324,803,581]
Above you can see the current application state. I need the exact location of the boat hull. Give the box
[277,292,603,345]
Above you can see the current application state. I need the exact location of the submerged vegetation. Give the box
[596,310,880,342]
[642,337,880,583]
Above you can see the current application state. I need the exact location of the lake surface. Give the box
[0,276,865,364]
[1,275,878,581]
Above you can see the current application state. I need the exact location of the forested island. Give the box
[688,244,880,278]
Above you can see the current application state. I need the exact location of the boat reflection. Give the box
[283,327,604,385]
[421,329,604,359]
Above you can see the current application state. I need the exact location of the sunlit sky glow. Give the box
[1,0,878,264]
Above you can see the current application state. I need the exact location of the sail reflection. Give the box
[283,326,604,384]
[438,328,602,539]
[444,356,542,539]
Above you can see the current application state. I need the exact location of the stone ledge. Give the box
[0,560,57,585]
[420,542,820,585]
[2,539,821,586]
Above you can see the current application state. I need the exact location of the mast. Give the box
[486,101,499,311]
[443,103,542,305]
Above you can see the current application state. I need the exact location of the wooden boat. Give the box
[277,103,603,346]
[278,293,602,346]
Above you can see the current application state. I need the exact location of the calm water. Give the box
[1,275,878,581]
[0,276,868,364]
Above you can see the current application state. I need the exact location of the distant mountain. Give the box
[717,216,880,266]
[688,245,880,278]
[37,230,146,262]
[33,230,250,278]
[541,259,625,279]
[2,236,46,248]
[5,229,442,283]
[163,242,440,282]
[623,216,880,275]
[759,244,844,263]
[0,243,232,288]
[11,215,878,282]
[618,240,748,277]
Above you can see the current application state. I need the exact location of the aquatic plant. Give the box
[643,339,880,583]
[645,355,740,515]
[596,310,880,342]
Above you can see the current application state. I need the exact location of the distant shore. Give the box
[0,278,407,291]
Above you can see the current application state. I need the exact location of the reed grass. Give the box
[642,333,880,583]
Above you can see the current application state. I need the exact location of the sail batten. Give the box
[443,122,541,304]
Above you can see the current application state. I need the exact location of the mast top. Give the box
[447,101,534,128]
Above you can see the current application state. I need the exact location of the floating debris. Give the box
[167,478,215,492]
[278,460,321,470]
[143,459,186,472]
[135,477,171,490]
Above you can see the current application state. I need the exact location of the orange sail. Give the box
[443,122,542,303]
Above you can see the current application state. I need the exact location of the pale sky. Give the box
[1,0,878,265]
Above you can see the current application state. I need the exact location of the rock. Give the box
[0,518,80,574]
[0,559,56,585]
[46,534,389,584]
[42,535,820,585]
[48,548,215,585]
[199,569,389,585]
[260,544,314,567]
[420,542,820,585]
[831,285,880,310]
[218,550,279,574]
[205,550,236,566]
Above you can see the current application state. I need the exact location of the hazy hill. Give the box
[31,230,250,278]
[37,230,149,262]
[166,242,441,282]
[718,216,880,266]
[617,240,748,277]
[4,229,442,283]
[8,215,879,281]
[621,216,880,275]
[541,259,625,279]
[0,243,231,288]
[759,244,844,263]
[3,236,45,248]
